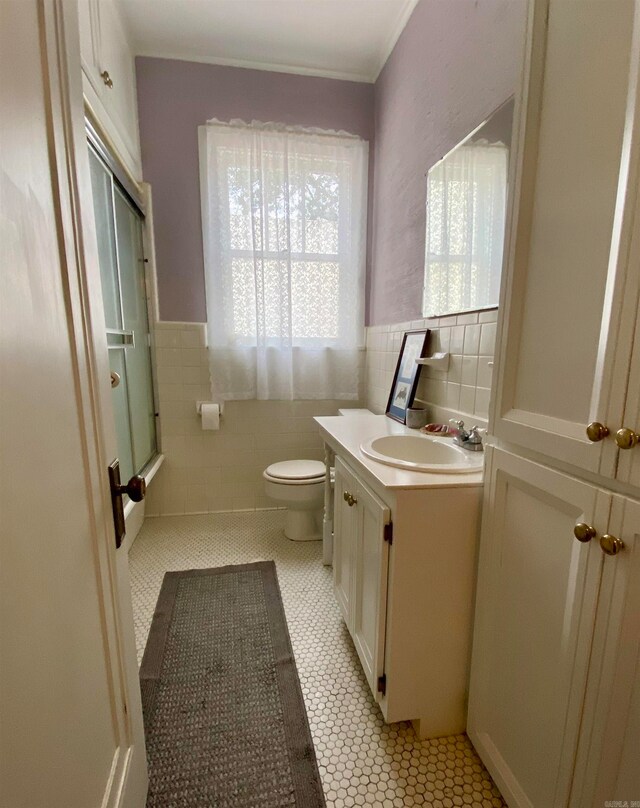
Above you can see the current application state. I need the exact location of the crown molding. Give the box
[134,49,375,84]
[372,0,420,81]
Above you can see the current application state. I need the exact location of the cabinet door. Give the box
[97,0,141,170]
[604,38,640,491]
[78,0,142,180]
[468,448,607,808]
[351,479,390,702]
[616,266,640,488]
[333,457,359,627]
[492,0,637,476]
[570,496,640,807]
[77,0,102,92]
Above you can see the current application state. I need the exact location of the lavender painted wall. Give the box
[136,57,374,322]
[368,0,527,325]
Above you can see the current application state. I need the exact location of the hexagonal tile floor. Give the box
[129,511,505,808]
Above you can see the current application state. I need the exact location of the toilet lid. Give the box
[265,460,325,481]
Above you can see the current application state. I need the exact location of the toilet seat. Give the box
[263,459,325,485]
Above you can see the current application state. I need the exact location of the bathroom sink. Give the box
[360,434,483,474]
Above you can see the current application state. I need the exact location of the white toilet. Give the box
[263,459,325,541]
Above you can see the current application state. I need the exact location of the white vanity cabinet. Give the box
[317,416,484,740]
[77,0,142,180]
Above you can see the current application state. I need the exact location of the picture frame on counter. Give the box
[386,329,429,423]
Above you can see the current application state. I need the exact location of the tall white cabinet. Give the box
[468,1,640,806]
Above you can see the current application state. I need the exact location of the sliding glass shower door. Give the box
[88,145,157,481]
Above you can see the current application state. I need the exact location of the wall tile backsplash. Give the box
[364,309,497,424]
[147,312,495,516]
[146,322,364,517]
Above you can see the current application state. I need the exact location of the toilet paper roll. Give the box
[201,402,220,431]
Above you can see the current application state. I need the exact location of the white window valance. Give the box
[199,119,368,401]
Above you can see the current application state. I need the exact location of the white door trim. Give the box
[39,1,148,804]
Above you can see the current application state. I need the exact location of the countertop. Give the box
[314,413,484,490]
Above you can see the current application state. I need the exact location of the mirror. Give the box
[422,98,514,318]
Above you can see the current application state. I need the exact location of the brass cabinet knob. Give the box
[101,70,114,88]
[615,427,640,450]
[586,422,610,442]
[110,370,121,388]
[343,491,357,507]
[574,523,596,543]
[600,534,624,556]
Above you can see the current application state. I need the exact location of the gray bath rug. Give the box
[140,561,326,807]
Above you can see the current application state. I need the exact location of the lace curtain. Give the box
[199,119,368,401]
[423,141,508,316]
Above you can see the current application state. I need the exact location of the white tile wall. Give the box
[365,310,498,425]
[147,322,364,516]
[148,310,492,516]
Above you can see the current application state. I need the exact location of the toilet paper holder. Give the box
[196,400,224,417]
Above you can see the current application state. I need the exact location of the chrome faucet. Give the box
[449,419,484,452]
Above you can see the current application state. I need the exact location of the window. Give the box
[199,120,368,400]
[224,159,343,340]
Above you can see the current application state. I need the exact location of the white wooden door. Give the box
[492,0,638,477]
[350,479,390,702]
[468,448,607,808]
[570,495,640,807]
[333,456,359,626]
[0,2,146,806]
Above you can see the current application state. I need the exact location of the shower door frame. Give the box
[86,118,164,545]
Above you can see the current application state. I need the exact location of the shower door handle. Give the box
[108,459,146,549]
